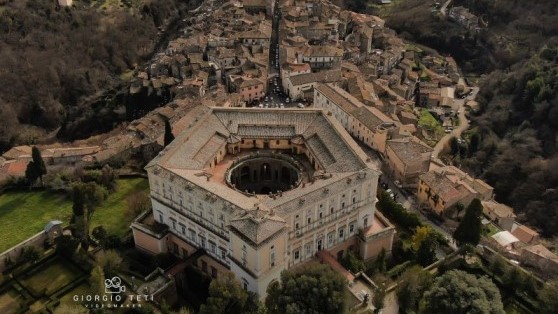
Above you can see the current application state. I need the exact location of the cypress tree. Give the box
[453,198,483,247]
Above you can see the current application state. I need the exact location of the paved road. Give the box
[357,143,457,250]
[432,87,479,159]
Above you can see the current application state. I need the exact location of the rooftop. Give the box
[147,107,379,212]
[386,137,432,165]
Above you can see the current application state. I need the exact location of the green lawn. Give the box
[90,177,149,237]
[0,191,73,252]
[20,258,84,296]
[0,178,149,252]
[418,109,444,139]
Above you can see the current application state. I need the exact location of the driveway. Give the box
[432,87,479,159]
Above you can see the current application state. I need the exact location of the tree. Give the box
[453,199,483,247]
[25,161,40,186]
[416,234,436,267]
[411,226,433,251]
[164,119,174,146]
[266,264,347,314]
[55,235,79,258]
[96,250,123,277]
[411,226,437,266]
[72,182,108,243]
[25,147,47,186]
[199,273,261,314]
[20,246,41,264]
[341,251,366,273]
[72,185,85,217]
[91,225,107,244]
[373,284,386,313]
[449,136,459,155]
[100,164,117,191]
[127,191,151,217]
[538,279,558,314]
[469,133,481,155]
[419,270,505,314]
[374,248,387,274]
[31,146,47,181]
[396,266,433,313]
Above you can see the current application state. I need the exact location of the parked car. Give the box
[297,103,304,108]
[394,180,402,189]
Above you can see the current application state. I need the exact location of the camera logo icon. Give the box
[105,276,126,294]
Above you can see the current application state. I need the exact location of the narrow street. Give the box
[358,143,458,251]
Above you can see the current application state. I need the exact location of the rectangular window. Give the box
[200,236,206,248]
[349,223,355,234]
[294,249,300,260]
[220,247,227,260]
[328,232,334,245]
[189,229,196,242]
[209,241,216,254]
[201,260,208,273]
[339,228,344,239]
[170,218,177,230]
[180,223,186,235]
[158,211,164,223]
[305,243,312,256]
[211,266,217,278]
[242,245,247,265]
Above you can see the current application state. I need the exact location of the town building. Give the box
[520,244,558,278]
[511,223,540,245]
[417,165,493,215]
[384,137,432,186]
[132,107,395,298]
[482,200,516,232]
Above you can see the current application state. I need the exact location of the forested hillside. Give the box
[0,0,191,151]
[347,0,558,237]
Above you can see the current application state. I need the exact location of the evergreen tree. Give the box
[24,147,47,186]
[416,234,436,266]
[72,185,85,217]
[420,270,504,314]
[25,161,40,185]
[199,273,260,314]
[266,264,346,314]
[31,146,46,180]
[164,119,174,146]
[453,198,483,247]
[396,266,433,313]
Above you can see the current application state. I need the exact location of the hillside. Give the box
[354,0,558,236]
[0,0,192,151]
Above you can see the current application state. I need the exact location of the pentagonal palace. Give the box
[132,106,395,297]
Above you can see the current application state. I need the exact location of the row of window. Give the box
[293,189,361,229]
[164,213,228,261]
[292,221,357,261]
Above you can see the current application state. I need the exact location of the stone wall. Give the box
[0,231,47,273]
